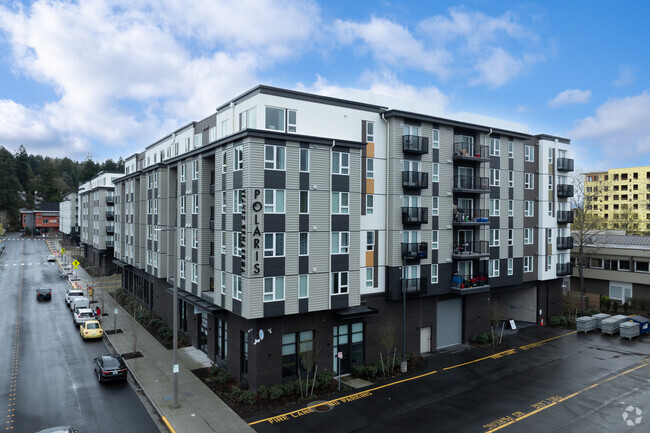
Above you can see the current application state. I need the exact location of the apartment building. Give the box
[585,166,650,234]
[111,85,572,390]
[59,192,80,246]
[20,202,60,235]
[78,171,121,274]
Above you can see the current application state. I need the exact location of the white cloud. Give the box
[548,89,592,107]
[614,64,635,87]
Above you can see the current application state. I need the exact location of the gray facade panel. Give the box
[299,257,309,275]
[298,298,309,314]
[299,214,309,232]
[331,254,349,272]
[331,215,349,232]
[264,214,285,233]
[232,256,241,275]
[233,170,242,189]
[299,173,310,191]
[332,175,349,192]
[264,171,286,190]
[263,258,285,277]
[331,294,349,310]
[233,214,242,232]
[263,301,285,318]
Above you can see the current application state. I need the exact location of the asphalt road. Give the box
[0,235,159,433]
[250,318,650,432]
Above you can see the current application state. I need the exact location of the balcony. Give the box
[209,184,215,195]
[453,142,489,161]
[556,263,573,276]
[209,219,215,230]
[402,242,428,260]
[209,255,214,267]
[557,158,574,172]
[402,171,429,190]
[556,236,574,250]
[402,207,428,225]
[402,135,429,155]
[105,225,114,235]
[451,273,490,295]
[401,277,426,296]
[106,240,114,248]
[453,209,489,226]
[453,176,489,193]
[106,196,115,205]
[452,241,489,259]
[557,184,574,198]
[557,210,574,224]
[106,211,115,220]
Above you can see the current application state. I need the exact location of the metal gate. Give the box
[436,298,462,349]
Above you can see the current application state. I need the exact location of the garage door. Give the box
[437,298,462,349]
[493,287,537,323]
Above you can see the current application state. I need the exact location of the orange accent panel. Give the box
[366,178,375,194]
[366,142,375,158]
[365,250,375,266]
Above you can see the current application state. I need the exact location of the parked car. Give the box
[36,288,52,301]
[73,308,96,326]
[69,296,90,312]
[65,289,84,305]
[80,320,104,340]
[47,254,56,262]
[35,427,77,433]
[93,354,127,382]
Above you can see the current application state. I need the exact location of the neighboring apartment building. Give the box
[59,192,80,246]
[571,233,650,304]
[78,171,121,274]
[20,202,60,235]
[112,85,573,390]
[584,166,650,233]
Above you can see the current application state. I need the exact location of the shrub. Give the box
[230,386,243,402]
[269,384,284,400]
[612,302,619,313]
[623,302,629,314]
[605,299,612,311]
[470,332,491,345]
[215,369,231,385]
[600,295,610,306]
[240,390,256,406]
[257,385,268,400]
[550,316,571,327]
[283,380,301,397]
[352,365,365,378]
[589,308,600,316]
[315,370,334,389]
[209,365,220,376]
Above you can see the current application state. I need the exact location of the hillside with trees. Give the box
[0,145,124,230]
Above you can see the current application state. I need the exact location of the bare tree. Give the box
[379,320,398,375]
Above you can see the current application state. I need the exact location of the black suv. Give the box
[36,288,52,301]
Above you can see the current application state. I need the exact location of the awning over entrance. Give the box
[164,286,222,314]
[333,306,378,320]
[112,259,127,268]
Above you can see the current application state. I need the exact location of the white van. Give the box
[70,296,90,312]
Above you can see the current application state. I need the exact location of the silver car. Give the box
[65,289,84,305]
[73,307,96,327]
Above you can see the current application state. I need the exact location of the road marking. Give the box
[482,358,650,432]
[161,416,176,433]
[5,241,24,430]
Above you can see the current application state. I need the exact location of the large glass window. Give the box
[299,275,309,298]
[263,276,285,302]
[332,152,350,175]
[282,330,314,379]
[299,148,309,172]
[264,189,285,213]
[265,107,285,131]
[264,233,285,257]
[332,192,349,214]
[331,271,349,294]
[331,232,350,254]
[264,145,286,170]
[300,191,309,214]
[299,233,309,255]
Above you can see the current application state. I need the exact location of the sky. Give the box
[0,0,649,172]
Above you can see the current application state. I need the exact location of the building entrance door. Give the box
[420,326,432,354]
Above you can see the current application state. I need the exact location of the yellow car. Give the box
[80,320,103,340]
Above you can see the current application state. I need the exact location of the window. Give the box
[507,258,513,275]
[331,232,350,254]
[489,259,500,277]
[427,264,437,284]
[332,152,349,175]
[366,231,375,251]
[508,140,514,158]
[525,145,534,162]
[180,163,186,182]
[299,233,309,255]
[367,158,375,179]
[524,201,535,217]
[548,148,553,164]
[490,138,500,156]
[281,330,313,379]
[508,229,513,246]
[264,189,285,213]
[230,190,242,213]
[609,282,632,303]
[524,228,533,245]
[233,146,243,171]
[490,168,500,186]
[548,202,553,217]
[300,148,309,172]
[287,109,297,132]
[332,192,349,214]
[209,126,216,142]
[184,137,190,152]
[366,195,374,215]
[221,232,226,254]
[264,277,285,302]
[524,256,533,273]
[221,191,227,213]
[299,275,309,298]
[299,191,309,214]
[233,232,242,256]
[264,145,286,170]
[265,106,285,131]
[547,255,552,271]
[432,129,439,149]
[432,163,439,182]
[490,229,500,247]
[508,171,514,188]
[179,228,185,246]
[222,150,227,173]
[431,230,438,249]
[264,233,285,257]
[331,271,349,294]
[232,275,242,301]
[431,197,439,216]
[547,229,553,244]
[365,268,374,288]
[239,107,257,130]
[193,133,202,149]
[548,175,553,190]
[191,263,198,284]
[524,173,534,189]
[366,121,374,142]
[221,271,226,294]
[192,160,199,180]
[192,194,198,214]
[179,260,185,279]
[508,199,514,216]
[192,228,198,248]
[490,199,500,216]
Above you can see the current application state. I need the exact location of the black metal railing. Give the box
[401,277,425,296]
[209,184,215,195]
[556,263,573,276]
[556,236,573,250]
[451,273,489,289]
[209,255,214,267]
[106,240,114,248]
[453,142,488,159]
[402,207,428,224]
[453,176,489,191]
[557,210,574,224]
[453,208,489,224]
[402,135,429,154]
[106,211,115,220]
[402,171,429,189]
[402,242,428,259]
[557,184,574,198]
[452,241,489,257]
[105,225,114,234]
[106,196,115,204]
[209,219,215,230]
[557,158,574,172]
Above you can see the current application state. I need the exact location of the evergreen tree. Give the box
[0,147,21,214]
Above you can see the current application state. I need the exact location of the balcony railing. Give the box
[106,211,115,220]
[209,184,215,195]
[556,236,573,250]
[402,135,429,154]
[453,142,489,160]
[106,196,115,204]
[557,184,574,198]
[452,241,489,258]
[209,219,215,230]
[401,277,425,296]
[557,210,574,224]
[106,240,114,248]
[402,207,428,225]
[209,255,214,267]
[556,263,573,276]
[453,176,489,192]
[557,158,574,172]
[402,171,429,189]
[453,208,489,225]
[105,225,114,235]
[402,242,428,260]
[452,273,489,289]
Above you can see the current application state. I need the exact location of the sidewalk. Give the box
[51,240,254,433]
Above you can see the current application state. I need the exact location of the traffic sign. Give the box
[60,248,66,254]
[72,260,80,266]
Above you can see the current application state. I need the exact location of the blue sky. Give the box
[0,0,648,172]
